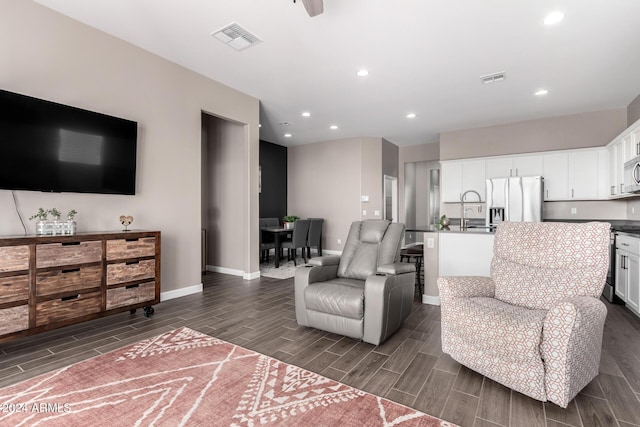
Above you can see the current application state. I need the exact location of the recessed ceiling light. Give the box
[301,112,311,117]
[330,125,338,130]
[535,89,549,96]
[406,113,416,119]
[544,11,565,25]
[284,133,292,138]
[258,124,262,128]
[356,69,369,77]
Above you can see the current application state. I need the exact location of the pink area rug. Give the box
[0,327,455,426]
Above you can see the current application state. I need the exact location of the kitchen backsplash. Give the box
[441,199,628,222]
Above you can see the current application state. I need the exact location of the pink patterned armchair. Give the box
[437,221,610,408]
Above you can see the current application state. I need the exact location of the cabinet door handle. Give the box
[621,183,625,193]
[125,284,140,289]
[125,238,140,242]
[637,143,639,156]
[546,189,549,199]
[611,185,615,196]
[61,294,80,301]
[61,241,81,246]
[62,268,80,274]
[572,189,574,198]
[510,169,512,177]
[515,168,518,176]
[125,261,140,265]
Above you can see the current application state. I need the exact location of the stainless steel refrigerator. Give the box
[485,176,544,227]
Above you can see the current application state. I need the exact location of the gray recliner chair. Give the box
[295,220,416,345]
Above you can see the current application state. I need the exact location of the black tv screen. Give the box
[0,89,137,195]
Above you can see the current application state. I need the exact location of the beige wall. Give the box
[287,138,362,252]
[287,137,397,251]
[0,0,260,294]
[361,138,383,220]
[440,109,627,161]
[203,115,247,271]
[629,94,640,127]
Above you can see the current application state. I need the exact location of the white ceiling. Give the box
[35,0,640,147]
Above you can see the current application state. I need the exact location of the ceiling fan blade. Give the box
[301,0,323,17]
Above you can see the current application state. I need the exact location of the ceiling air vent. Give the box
[480,71,506,85]
[210,22,262,51]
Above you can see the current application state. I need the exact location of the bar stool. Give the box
[400,244,424,297]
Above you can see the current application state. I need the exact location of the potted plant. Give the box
[283,215,299,230]
[28,208,78,235]
[65,210,78,235]
[29,208,49,235]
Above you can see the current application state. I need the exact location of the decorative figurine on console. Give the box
[120,215,134,231]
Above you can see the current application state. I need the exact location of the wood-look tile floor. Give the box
[2,272,640,427]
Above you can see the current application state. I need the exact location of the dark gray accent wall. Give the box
[260,140,287,221]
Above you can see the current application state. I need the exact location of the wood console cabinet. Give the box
[0,230,160,342]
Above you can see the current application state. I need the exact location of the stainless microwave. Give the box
[624,156,640,193]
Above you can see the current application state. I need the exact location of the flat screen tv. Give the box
[0,89,137,195]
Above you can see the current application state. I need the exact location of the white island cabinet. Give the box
[421,230,495,306]
[438,232,495,277]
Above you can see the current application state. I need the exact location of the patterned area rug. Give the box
[0,328,455,426]
[260,259,299,279]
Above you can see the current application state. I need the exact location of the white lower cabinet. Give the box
[615,234,640,316]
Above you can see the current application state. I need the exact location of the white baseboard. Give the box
[207,265,261,281]
[243,271,261,280]
[160,283,203,302]
[422,294,441,306]
[207,265,243,276]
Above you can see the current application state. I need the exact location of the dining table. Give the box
[260,226,292,268]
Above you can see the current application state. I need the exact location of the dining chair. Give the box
[259,217,279,262]
[282,219,311,265]
[306,218,324,259]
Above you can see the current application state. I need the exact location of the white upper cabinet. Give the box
[485,154,543,179]
[543,152,569,200]
[606,117,640,199]
[569,149,608,200]
[443,148,608,204]
[513,155,544,177]
[542,148,608,201]
[622,132,637,163]
[485,157,512,179]
[609,141,621,197]
[441,162,462,203]
[441,160,485,202]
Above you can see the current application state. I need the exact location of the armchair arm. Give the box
[541,296,607,408]
[437,276,496,301]
[377,262,416,275]
[362,269,415,345]
[294,262,339,327]
[308,255,341,266]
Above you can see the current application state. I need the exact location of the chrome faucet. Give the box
[460,190,482,230]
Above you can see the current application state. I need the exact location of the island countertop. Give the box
[407,224,494,234]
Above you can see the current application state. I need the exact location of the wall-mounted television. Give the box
[0,89,138,195]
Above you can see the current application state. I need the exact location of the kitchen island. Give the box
[408,225,495,305]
